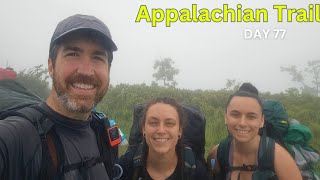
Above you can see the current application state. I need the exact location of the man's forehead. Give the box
[60,39,108,52]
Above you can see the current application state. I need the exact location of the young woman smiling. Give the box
[207,83,302,180]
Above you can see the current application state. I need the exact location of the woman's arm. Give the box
[274,143,302,180]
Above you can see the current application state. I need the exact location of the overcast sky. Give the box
[1,0,319,93]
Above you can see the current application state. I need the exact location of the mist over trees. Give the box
[16,65,50,99]
[6,59,320,101]
[152,58,179,88]
[224,79,242,91]
[281,60,320,96]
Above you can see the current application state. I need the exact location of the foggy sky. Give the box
[1,0,319,93]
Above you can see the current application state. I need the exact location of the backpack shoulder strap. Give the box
[55,111,119,179]
[1,104,53,141]
[217,136,232,179]
[25,105,64,180]
[91,111,119,180]
[18,105,55,135]
[132,143,144,179]
[258,134,275,172]
[0,105,43,124]
[183,146,196,180]
[10,104,60,180]
[133,143,144,168]
[251,135,277,180]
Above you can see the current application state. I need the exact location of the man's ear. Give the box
[48,58,53,78]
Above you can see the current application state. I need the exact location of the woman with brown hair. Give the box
[118,97,210,180]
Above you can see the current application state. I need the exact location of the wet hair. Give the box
[225,83,263,113]
[239,82,259,95]
[140,97,185,176]
[49,29,113,67]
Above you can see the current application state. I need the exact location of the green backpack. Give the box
[282,119,320,180]
[263,100,319,180]
[262,100,289,144]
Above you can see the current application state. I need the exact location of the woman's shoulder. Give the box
[273,142,298,165]
[274,142,292,158]
[273,142,302,180]
[208,144,219,158]
[207,136,232,162]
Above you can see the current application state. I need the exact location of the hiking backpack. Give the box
[0,79,121,180]
[0,79,43,111]
[263,100,320,180]
[262,100,289,144]
[126,103,207,179]
[0,67,17,80]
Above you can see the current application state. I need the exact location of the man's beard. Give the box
[52,71,108,114]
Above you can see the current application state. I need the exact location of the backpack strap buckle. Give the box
[228,164,257,172]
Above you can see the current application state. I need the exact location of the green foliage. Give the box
[152,58,179,87]
[285,87,300,97]
[16,65,50,99]
[224,79,241,91]
[281,60,320,96]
